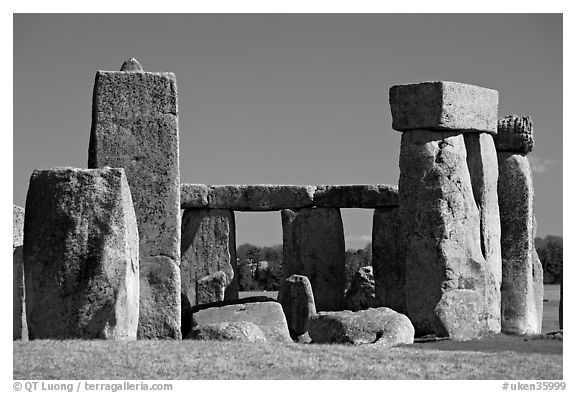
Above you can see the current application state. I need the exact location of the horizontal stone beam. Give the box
[389,81,498,134]
[180,184,399,210]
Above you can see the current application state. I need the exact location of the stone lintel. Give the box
[181,184,209,208]
[495,115,534,154]
[314,184,398,208]
[208,185,316,211]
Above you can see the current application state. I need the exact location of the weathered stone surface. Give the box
[399,130,489,339]
[314,185,398,208]
[187,321,267,342]
[498,152,543,335]
[191,301,291,342]
[390,81,498,134]
[495,115,533,154]
[464,132,502,333]
[181,208,238,309]
[282,207,346,311]
[196,271,227,305]
[209,185,315,211]
[277,274,316,339]
[308,307,414,346]
[120,57,143,72]
[23,167,139,340]
[13,205,26,340]
[345,266,378,311]
[434,290,485,341]
[88,63,181,339]
[181,184,208,208]
[372,207,405,314]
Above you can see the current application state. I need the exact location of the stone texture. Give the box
[345,266,378,311]
[464,132,502,333]
[372,207,405,314]
[314,185,398,208]
[277,274,316,339]
[390,81,498,134]
[209,185,315,211]
[399,130,489,339]
[23,167,139,340]
[281,207,346,311]
[180,184,209,208]
[434,290,485,341]
[88,61,181,339]
[495,115,533,154]
[196,271,227,305]
[13,205,26,340]
[308,307,414,346]
[187,321,267,342]
[120,58,143,72]
[191,301,291,342]
[498,152,543,335]
[181,208,238,309]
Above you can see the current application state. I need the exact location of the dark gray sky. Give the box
[13,14,563,248]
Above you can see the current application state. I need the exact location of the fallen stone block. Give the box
[187,321,267,342]
[389,81,498,133]
[308,307,414,346]
[88,59,181,339]
[196,271,227,305]
[209,185,315,211]
[191,301,291,342]
[282,207,346,311]
[180,184,208,208]
[495,115,534,154]
[13,205,26,340]
[277,274,316,340]
[23,167,139,340]
[345,266,378,311]
[313,185,398,208]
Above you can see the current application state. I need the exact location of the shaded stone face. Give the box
[180,208,238,308]
[23,167,139,340]
[372,207,405,314]
[345,266,378,312]
[180,184,208,208]
[191,301,291,342]
[13,205,26,340]
[281,207,346,311]
[196,271,227,305]
[88,62,181,339]
[277,274,316,339]
[498,152,543,335]
[187,321,267,342]
[208,185,316,211]
[313,184,398,208]
[495,115,533,154]
[463,132,502,333]
[308,307,414,346]
[389,81,498,133]
[399,130,488,339]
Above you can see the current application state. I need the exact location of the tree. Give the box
[536,236,563,284]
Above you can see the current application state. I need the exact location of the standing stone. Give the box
[281,207,346,311]
[88,59,181,339]
[390,81,498,340]
[181,208,238,308]
[23,167,139,340]
[345,266,378,311]
[496,115,543,335]
[13,205,26,340]
[372,207,405,314]
[277,274,316,340]
[196,271,227,305]
[464,132,502,333]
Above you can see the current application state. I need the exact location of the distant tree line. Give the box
[535,236,563,284]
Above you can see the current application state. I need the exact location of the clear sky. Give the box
[13,13,563,249]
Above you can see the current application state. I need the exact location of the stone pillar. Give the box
[495,115,543,335]
[281,207,346,311]
[88,58,181,339]
[13,205,26,340]
[277,274,316,341]
[389,81,499,340]
[372,207,405,314]
[180,208,238,307]
[23,168,139,340]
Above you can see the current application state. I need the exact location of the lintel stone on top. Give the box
[314,184,398,208]
[389,81,499,134]
[181,184,209,208]
[208,185,316,211]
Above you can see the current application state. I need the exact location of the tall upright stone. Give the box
[13,205,26,340]
[372,207,405,314]
[181,208,238,308]
[23,167,139,340]
[495,115,543,335]
[390,81,499,340]
[88,59,181,338]
[277,274,316,340]
[281,207,346,311]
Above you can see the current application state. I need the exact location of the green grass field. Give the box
[13,285,562,380]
